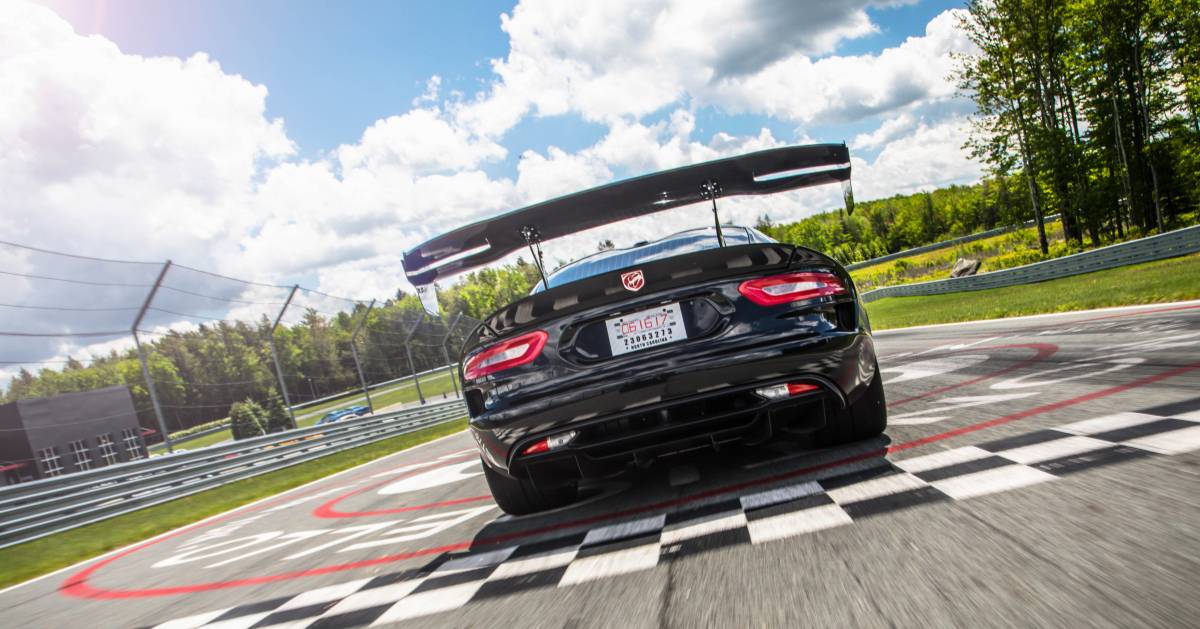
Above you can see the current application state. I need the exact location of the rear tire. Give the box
[481,457,578,515]
[816,361,887,446]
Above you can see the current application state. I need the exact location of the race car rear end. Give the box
[402,143,886,514]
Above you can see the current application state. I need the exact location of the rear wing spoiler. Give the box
[402,143,852,286]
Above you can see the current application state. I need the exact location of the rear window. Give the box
[536,226,772,292]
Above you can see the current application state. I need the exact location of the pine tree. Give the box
[263,391,294,433]
[230,399,267,440]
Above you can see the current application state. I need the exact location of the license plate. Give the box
[606,302,688,356]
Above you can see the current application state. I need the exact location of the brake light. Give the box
[463,330,548,380]
[520,430,577,456]
[756,382,822,399]
[786,383,820,395]
[738,272,846,306]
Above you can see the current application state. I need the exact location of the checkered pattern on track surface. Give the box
[153,408,1200,628]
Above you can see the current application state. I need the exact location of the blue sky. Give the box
[3,0,985,369]
[41,0,967,168]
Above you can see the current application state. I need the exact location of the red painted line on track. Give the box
[886,343,1057,407]
[888,361,1200,452]
[314,488,491,518]
[61,360,1200,600]
[311,455,490,518]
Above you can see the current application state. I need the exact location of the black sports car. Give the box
[402,144,886,514]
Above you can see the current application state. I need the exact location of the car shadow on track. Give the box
[466,434,894,549]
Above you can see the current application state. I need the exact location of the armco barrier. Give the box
[860,224,1200,303]
[161,363,461,448]
[845,215,1061,271]
[0,400,466,549]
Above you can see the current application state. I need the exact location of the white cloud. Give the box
[454,1,954,135]
[854,116,983,198]
[0,0,985,378]
[706,9,973,123]
[336,108,506,174]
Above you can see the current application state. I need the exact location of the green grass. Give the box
[0,417,468,589]
[350,371,458,415]
[156,370,459,453]
[866,252,1200,329]
[850,223,1072,291]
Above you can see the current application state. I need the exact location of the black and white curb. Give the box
[153,408,1200,629]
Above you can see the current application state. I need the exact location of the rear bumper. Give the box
[469,329,877,482]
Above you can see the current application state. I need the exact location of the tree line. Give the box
[6,0,1195,431]
[756,173,1041,264]
[1,286,503,434]
[956,0,1198,251]
[759,0,1196,265]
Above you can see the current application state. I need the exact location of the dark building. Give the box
[0,385,147,485]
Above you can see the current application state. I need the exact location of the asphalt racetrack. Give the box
[3,302,1199,628]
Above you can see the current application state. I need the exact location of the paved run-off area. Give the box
[2,302,1199,628]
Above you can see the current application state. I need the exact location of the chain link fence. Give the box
[0,241,481,484]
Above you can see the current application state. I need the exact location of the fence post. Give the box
[440,312,462,399]
[269,285,299,429]
[350,299,376,413]
[132,261,174,452]
[403,311,426,405]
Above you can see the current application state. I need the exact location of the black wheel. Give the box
[816,360,887,446]
[481,457,578,515]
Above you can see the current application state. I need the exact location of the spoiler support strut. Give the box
[521,225,551,288]
[700,179,726,247]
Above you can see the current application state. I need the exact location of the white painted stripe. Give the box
[580,514,666,547]
[276,577,373,611]
[1055,412,1162,436]
[930,465,1056,500]
[1175,410,1200,422]
[825,473,927,505]
[152,609,231,629]
[739,481,823,510]
[487,547,580,580]
[996,436,1113,464]
[557,542,662,586]
[430,546,517,575]
[369,461,441,478]
[319,578,427,617]
[256,620,319,629]
[1123,425,1200,455]
[370,581,488,624]
[0,428,471,597]
[747,504,852,544]
[893,446,992,474]
[202,612,274,629]
[255,620,320,629]
[660,511,748,546]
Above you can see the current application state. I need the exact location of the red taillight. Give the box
[786,383,820,396]
[738,272,846,306]
[755,382,823,399]
[519,430,577,456]
[463,330,548,380]
[522,439,550,456]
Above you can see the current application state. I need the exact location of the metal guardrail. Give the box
[0,400,467,549]
[860,224,1200,303]
[289,362,459,412]
[845,215,1061,271]
[159,364,462,448]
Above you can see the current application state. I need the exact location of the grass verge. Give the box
[0,417,468,590]
[865,251,1200,329]
[155,371,459,452]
